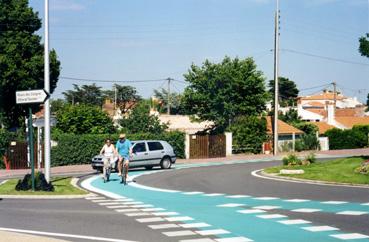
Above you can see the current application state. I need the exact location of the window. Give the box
[148,142,164,151]
[133,142,146,153]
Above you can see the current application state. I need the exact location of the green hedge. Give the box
[51,131,185,167]
[325,128,368,150]
[0,129,18,169]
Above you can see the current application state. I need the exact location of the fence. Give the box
[4,142,43,170]
[189,134,226,159]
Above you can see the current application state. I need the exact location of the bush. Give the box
[51,131,185,166]
[228,116,268,154]
[352,125,369,147]
[325,128,367,150]
[304,152,316,164]
[15,172,54,191]
[282,153,301,166]
[355,160,369,175]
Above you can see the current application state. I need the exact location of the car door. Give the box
[131,142,149,167]
[146,141,165,165]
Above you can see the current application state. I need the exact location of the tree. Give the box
[153,88,185,115]
[120,101,167,134]
[63,84,103,106]
[359,33,369,58]
[366,93,369,108]
[182,56,269,132]
[269,77,299,107]
[103,84,141,115]
[50,99,67,114]
[55,104,116,134]
[279,109,301,124]
[0,0,61,128]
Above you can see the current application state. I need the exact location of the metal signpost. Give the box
[16,89,49,191]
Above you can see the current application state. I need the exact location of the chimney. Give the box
[327,102,335,125]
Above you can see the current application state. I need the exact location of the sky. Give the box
[28,0,369,102]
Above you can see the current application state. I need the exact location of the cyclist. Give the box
[116,133,133,183]
[99,138,117,181]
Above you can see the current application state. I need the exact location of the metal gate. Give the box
[189,134,226,159]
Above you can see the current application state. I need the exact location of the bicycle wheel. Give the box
[121,165,127,185]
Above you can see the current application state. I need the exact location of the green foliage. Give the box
[279,109,301,124]
[0,129,17,169]
[293,122,318,135]
[0,0,60,128]
[120,101,168,134]
[50,99,67,114]
[355,160,369,175]
[182,56,268,132]
[51,131,185,166]
[63,84,103,106]
[304,152,316,164]
[228,116,268,154]
[282,153,301,166]
[153,88,185,115]
[269,77,299,107]
[103,84,141,115]
[325,128,367,150]
[55,104,116,134]
[359,33,369,58]
[352,125,369,147]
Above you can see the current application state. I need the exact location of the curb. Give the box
[255,169,369,189]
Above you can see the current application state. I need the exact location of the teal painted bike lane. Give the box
[87,169,369,242]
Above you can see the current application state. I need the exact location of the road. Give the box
[0,159,368,242]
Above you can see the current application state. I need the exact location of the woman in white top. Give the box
[100,139,117,178]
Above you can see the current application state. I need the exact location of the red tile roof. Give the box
[266,116,304,135]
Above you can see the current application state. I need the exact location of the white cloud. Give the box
[50,0,85,11]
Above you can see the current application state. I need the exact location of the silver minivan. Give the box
[91,140,176,171]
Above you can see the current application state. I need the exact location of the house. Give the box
[157,114,214,134]
[265,116,304,152]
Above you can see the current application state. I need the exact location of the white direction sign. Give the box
[16,89,49,104]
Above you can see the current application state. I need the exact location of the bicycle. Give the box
[103,156,117,183]
[120,160,129,185]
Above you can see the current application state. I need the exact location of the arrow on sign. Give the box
[16,89,50,104]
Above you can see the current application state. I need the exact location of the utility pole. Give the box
[44,0,51,183]
[332,81,337,110]
[167,77,172,115]
[273,0,280,156]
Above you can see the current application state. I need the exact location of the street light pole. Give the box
[273,0,280,156]
[44,0,51,182]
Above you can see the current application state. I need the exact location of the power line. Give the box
[281,49,369,67]
[60,76,167,83]
[299,83,332,92]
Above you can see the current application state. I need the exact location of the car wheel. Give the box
[145,166,153,170]
[160,157,171,169]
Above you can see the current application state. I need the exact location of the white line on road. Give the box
[252,206,281,210]
[257,214,287,219]
[217,203,245,207]
[321,201,348,205]
[136,217,165,223]
[237,209,266,214]
[0,227,137,242]
[336,211,369,216]
[148,224,180,230]
[203,193,224,197]
[115,209,139,213]
[165,216,194,222]
[195,229,230,236]
[284,199,310,203]
[183,191,204,195]
[330,233,369,240]
[253,197,278,200]
[302,226,339,232]
[125,212,151,217]
[179,223,211,228]
[151,212,179,216]
[278,219,311,225]
[291,208,322,213]
[180,239,215,242]
[225,195,250,198]
[130,204,153,208]
[140,208,165,212]
[107,205,130,209]
[162,230,196,237]
[215,237,253,242]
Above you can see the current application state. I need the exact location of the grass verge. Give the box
[264,157,369,185]
[0,177,88,195]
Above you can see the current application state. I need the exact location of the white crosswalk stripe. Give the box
[162,230,196,237]
[253,206,280,210]
[141,208,165,212]
[336,211,368,216]
[330,233,369,240]
[253,197,278,200]
[183,192,204,195]
[204,193,224,197]
[284,199,310,203]
[302,226,339,232]
[115,209,140,213]
[257,214,287,219]
[195,229,230,236]
[148,224,180,230]
[180,238,215,242]
[217,203,246,207]
[151,212,179,216]
[125,212,151,217]
[278,219,311,225]
[226,195,250,198]
[292,208,322,213]
[165,216,194,222]
[107,205,130,209]
[237,209,266,214]
[179,223,211,228]
[321,201,348,205]
[130,204,154,208]
[136,217,165,223]
[215,237,253,242]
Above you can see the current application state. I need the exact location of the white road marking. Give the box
[361,203,369,206]
[321,201,348,205]
[179,223,211,228]
[85,196,105,200]
[257,214,287,219]
[165,216,194,222]
[217,203,245,207]
[148,224,180,230]
[337,211,369,215]
[98,202,123,206]
[122,201,143,205]
[204,193,224,197]
[92,199,112,203]
[136,217,165,223]
[195,229,230,236]
[152,212,179,216]
[115,209,140,213]
[292,208,322,213]
[253,197,278,200]
[180,239,215,242]
[0,227,137,242]
[253,206,281,210]
[284,199,310,203]
[130,204,154,208]
[125,212,151,217]
[226,195,250,198]
[302,226,339,232]
[107,205,130,209]
[278,219,311,225]
[183,192,204,195]
[330,233,369,240]
[115,198,133,202]
[162,230,196,237]
[141,208,165,212]
[215,237,253,242]
[237,209,266,214]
